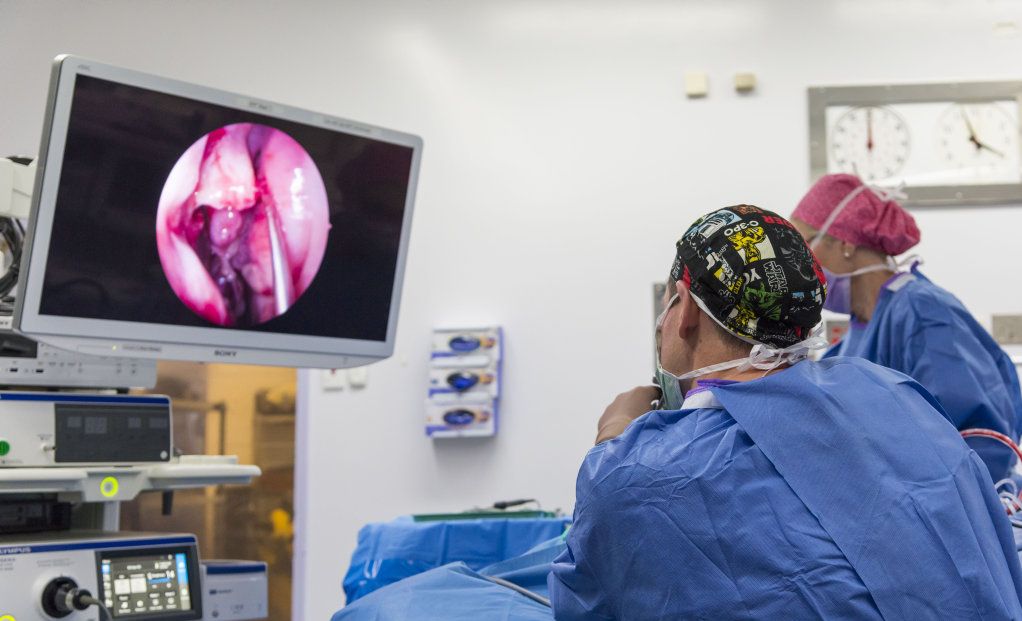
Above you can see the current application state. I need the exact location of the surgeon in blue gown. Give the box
[790,173,1022,482]
[335,206,1022,620]
[549,206,1022,620]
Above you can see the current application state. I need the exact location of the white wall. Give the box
[3,1,1022,618]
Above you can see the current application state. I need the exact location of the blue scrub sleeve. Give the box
[548,444,615,621]
[902,307,1018,479]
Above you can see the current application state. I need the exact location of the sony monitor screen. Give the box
[16,55,421,367]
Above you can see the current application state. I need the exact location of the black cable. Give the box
[482,575,552,607]
[0,216,24,299]
[493,498,537,510]
[76,592,112,620]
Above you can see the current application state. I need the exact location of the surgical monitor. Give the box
[16,55,421,368]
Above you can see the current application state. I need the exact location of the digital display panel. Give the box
[54,402,170,463]
[99,551,197,618]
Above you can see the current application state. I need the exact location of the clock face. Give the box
[829,106,910,183]
[937,103,1019,182]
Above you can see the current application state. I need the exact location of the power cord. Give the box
[492,498,539,511]
[482,575,551,607]
[77,592,112,621]
[0,216,23,299]
[0,155,28,306]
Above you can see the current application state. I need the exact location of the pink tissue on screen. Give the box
[156,123,330,327]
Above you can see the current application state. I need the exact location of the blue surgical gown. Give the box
[343,516,570,603]
[548,358,1022,620]
[333,536,565,621]
[825,267,1022,481]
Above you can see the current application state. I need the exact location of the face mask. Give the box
[654,292,827,410]
[654,294,686,409]
[821,260,898,315]
[821,267,850,314]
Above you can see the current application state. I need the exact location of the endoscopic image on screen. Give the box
[38,75,414,341]
[157,123,330,328]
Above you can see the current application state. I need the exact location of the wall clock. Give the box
[809,81,1022,205]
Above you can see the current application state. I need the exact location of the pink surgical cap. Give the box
[792,173,920,256]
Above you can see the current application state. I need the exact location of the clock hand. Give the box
[866,108,874,153]
[960,106,1006,156]
[960,107,982,150]
[977,141,1006,158]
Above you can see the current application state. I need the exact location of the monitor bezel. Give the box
[15,55,421,368]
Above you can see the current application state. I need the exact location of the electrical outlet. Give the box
[992,315,1022,345]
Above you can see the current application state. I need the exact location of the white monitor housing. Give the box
[16,55,422,368]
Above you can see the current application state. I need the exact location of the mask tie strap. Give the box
[741,329,829,373]
[810,184,868,249]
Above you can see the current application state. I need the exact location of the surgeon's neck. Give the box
[698,364,788,385]
[685,332,789,387]
[850,269,895,322]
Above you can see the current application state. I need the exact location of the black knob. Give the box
[41,576,78,618]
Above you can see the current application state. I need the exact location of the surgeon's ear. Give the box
[840,240,857,262]
[674,285,700,338]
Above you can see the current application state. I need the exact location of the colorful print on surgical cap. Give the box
[156,123,331,327]
[672,205,826,348]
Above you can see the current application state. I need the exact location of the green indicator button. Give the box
[0,440,10,457]
[100,476,119,498]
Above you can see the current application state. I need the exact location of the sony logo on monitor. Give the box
[323,116,372,134]
[239,98,276,114]
[213,350,238,358]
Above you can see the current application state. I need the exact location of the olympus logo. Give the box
[214,350,238,358]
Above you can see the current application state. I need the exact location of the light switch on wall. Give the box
[993,315,1022,345]
[685,72,709,98]
[347,366,369,389]
[734,72,757,93]
[321,368,346,391]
